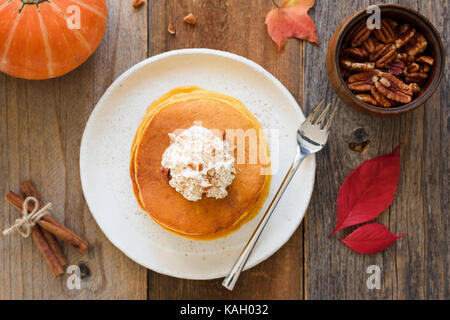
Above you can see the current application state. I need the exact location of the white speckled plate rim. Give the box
[80,49,316,280]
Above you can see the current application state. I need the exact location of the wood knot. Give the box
[78,263,91,279]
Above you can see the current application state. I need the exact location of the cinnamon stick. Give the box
[42,229,68,266]
[6,191,74,264]
[30,227,64,276]
[17,183,68,266]
[5,192,64,277]
[19,181,88,254]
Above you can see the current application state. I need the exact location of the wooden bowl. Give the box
[327,4,445,116]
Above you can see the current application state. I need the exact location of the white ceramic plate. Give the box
[80,49,315,280]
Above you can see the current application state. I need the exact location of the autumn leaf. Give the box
[265,0,319,52]
[329,146,401,237]
[341,223,404,254]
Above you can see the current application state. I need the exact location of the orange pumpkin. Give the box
[0,0,107,80]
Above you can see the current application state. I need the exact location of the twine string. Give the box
[2,197,52,238]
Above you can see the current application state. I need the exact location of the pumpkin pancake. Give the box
[131,87,271,239]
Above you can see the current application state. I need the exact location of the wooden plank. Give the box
[0,0,148,299]
[1,0,447,300]
[304,0,448,299]
[412,0,448,300]
[147,0,304,299]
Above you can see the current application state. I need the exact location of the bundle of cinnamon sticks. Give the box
[5,181,88,277]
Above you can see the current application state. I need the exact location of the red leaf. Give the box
[341,223,404,254]
[265,0,319,52]
[330,146,401,237]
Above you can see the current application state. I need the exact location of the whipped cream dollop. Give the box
[161,126,236,201]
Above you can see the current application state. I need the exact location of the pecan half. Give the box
[375,46,397,68]
[362,37,379,54]
[369,44,386,61]
[405,34,427,56]
[347,70,381,92]
[409,83,421,94]
[396,53,416,66]
[394,24,416,49]
[340,58,375,72]
[348,82,373,92]
[356,93,379,106]
[416,56,434,66]
[404,72,428,84]
[341,47,369,60]
[407,62,420,73]
[348,20,373,47]
[348,70,381,82]
[374,19,395,43]
[389,59,405,76]
[371,86,392,107]
[374,73,412,103]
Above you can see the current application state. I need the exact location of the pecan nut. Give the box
[404,72,428,84]
[407,62,420,73]
[416,56,434,66]
[394,24,416,49]
[374,19,395,43]
[340,58,375,72]
[405,34,427,56]
[347,20,373,47]
[419,58,432,72]
[389,59,405,76]
[348,69,381,83]
[341,47,369,60]
[409,83,421,94]
[375,47,397,68]
[396,53,416,66]
[356,93,379,106]
[362,37,379,54]
[374,73,413,103]
[371,86,392,108]
[347,70,381,92]
[348,82,373,92]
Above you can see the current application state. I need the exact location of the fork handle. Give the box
[222,148,307,291]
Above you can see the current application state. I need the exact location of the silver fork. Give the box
[222,101,337,291]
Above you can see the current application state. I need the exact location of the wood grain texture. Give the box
[147,0,304,300]
[303,0,448,300]
[0,0,148,299]
[0,0,447,300]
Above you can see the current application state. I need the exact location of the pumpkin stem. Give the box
[19,0,50,14]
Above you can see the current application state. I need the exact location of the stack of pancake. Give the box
[130,86,271,240]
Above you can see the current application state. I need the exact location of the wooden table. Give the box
[0,0,447,300]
